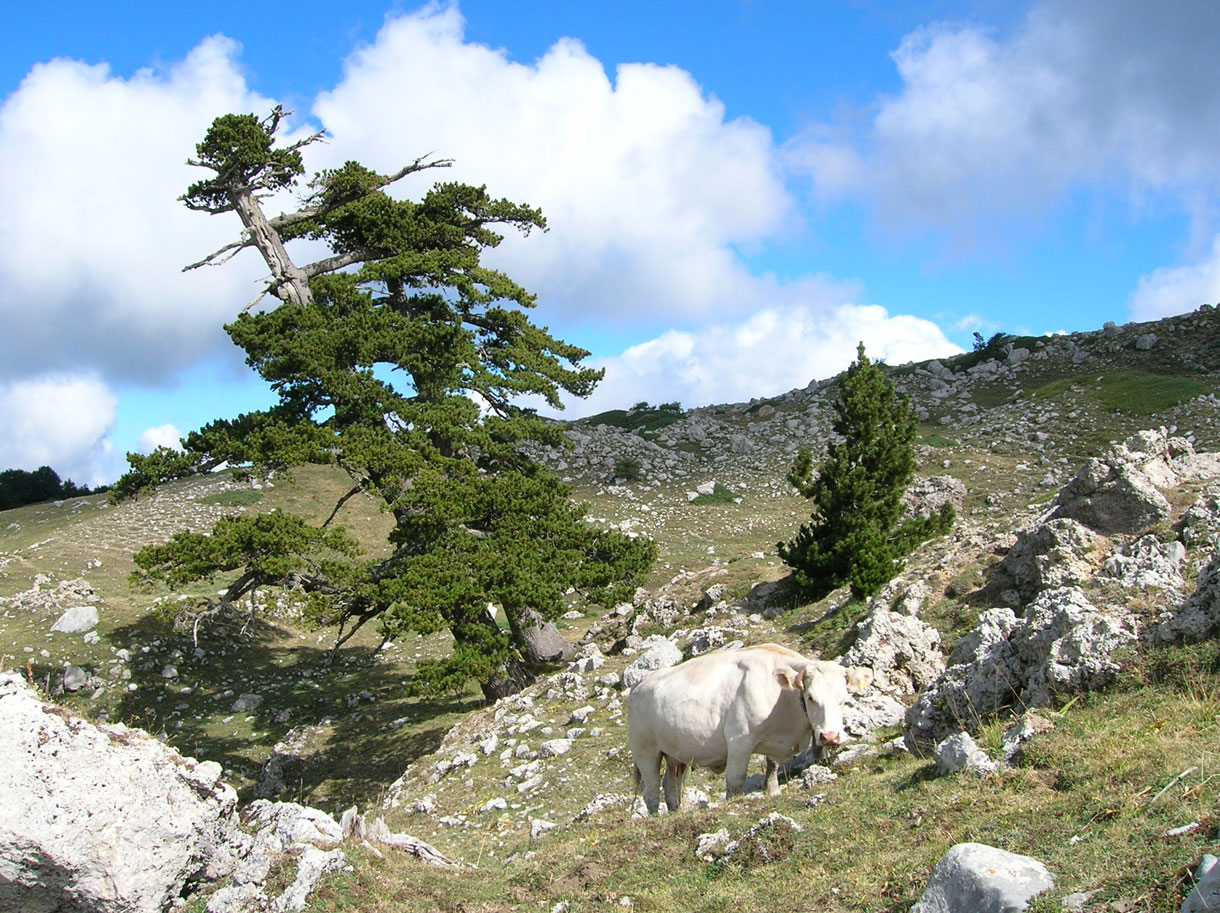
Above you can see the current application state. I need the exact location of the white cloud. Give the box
[562,297,962,418]
[137,424,184,453]
[0,374,118,487]
[311,4,792,323]
[788,0,1220,242]
[0,35,275,384]
[1130,235,1220,321]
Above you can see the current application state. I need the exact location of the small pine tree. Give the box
[779,343,953,599]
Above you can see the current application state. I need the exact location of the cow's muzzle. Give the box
[815,730,845,747]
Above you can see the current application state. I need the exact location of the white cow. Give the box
[628,643,871,814]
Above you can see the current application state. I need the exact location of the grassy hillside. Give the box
[3,306,1220,912]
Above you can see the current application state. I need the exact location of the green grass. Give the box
[1026,371,1214,415]
[691,484,740,506]
[578,404,686,436]
[305,640,1220,912]
[199,489,264,507]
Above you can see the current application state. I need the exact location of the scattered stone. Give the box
[538,738,573,758]
[621,637,683,689]
[530,818,557,840]
[911,843,1054,913]
[934,731,999,777]
[50,604,99,634]
[62,664,89,692]
[1001,712,1055,765]
[232,693,264,713]
[695,829,732,861]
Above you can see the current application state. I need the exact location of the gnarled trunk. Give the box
[506,604,576,664]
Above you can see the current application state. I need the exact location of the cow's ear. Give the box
[774,665,803,690]
[845,666,873,694]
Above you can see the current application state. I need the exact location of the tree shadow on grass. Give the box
[104,609,481,812]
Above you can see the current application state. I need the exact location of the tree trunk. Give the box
[507,604,577,664]
[480,657,535,702]
[228,187,313,308]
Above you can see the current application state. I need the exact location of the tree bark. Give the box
[507,605,577,664]
[480,657,535,703]
[228,187,312,308]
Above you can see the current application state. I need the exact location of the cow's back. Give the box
[628,646,795,769]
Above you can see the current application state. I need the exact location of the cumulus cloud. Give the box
[788,0,1220,242]
[0,35,274,384]
[0,4,978,481]
[311,4,792,323]
[0,374,119,486]
[1130,235,1220,321]
[137,424,184,453]
[561,297,962,418]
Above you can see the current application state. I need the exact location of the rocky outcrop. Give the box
[904,588,1136,752]
[1048,429,1219,537]
[1098,534,1186,589]
[902,475,967,522]
[0,672,244,913]
[911,843,1054,913]
[992,519,1102,604]
[1148,551,1220,645]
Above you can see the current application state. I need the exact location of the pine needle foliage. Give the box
[779,343,953,599]
[115,109,655,699]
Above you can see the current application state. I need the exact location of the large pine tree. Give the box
[115,108,654,699]
[779,343,952,599]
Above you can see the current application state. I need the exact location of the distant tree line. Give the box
[0,466,99,511]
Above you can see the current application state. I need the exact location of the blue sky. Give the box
[3,0,1220,486]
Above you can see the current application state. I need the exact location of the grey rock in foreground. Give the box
[0,672,243,913]
[911,843,1053,913]
[1181,854,1220,913]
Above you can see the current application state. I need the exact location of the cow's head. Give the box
[776,661,872,750]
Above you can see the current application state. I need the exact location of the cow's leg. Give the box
[635,751,663,815]
[724,743,753,798]
[764,757,781,796]
[663,759,688,811]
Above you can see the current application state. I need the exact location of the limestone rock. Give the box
[904,589,1134,752]
[992,519,1100,604]
[1013,587,1137,707]
[911,843,1053,913]
[1148,551,1220,644]
[50,605,99,634]
[1181,854,1220,913]
[934,732,998,777]
[841,607,944,697]
[0,673,241,913]
[1001,712,1055,766]
[1099,535,1185,589]
[1050,458,1170,535]
[622,637,683,689]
